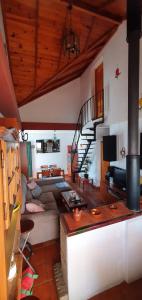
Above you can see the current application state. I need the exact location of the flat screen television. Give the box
[36,139,60,153]
[103,135,117,161]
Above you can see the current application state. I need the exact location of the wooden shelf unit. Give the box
[0,120,22,300]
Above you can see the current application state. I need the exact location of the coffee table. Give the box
[61,190,87,212]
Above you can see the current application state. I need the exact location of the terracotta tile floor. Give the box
[31,240,60,300]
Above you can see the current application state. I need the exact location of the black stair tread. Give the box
[86,127,94,130]
[81,139,95,141]
[81,138,95,140]
[81,133,95,136]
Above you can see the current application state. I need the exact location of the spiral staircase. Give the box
[71,92,104,182]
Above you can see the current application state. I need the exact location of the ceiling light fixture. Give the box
[63,1,80,58]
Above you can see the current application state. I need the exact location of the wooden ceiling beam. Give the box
[22,122,77,130]
[34,0,39,89]
[20,25,117,105]
[98,0,116,11]
[61,0,122,25]
[1,0,13,79]
[83,17,95,52]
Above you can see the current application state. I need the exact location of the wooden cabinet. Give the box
[0,124,22,300]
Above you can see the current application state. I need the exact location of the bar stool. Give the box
[19,219,35,272]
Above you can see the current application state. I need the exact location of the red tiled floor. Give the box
[33,280,58,300]
[30,240,59,300]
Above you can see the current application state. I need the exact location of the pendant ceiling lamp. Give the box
[63,2,80,58]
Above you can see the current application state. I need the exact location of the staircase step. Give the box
[92,117,103,123]
[81,139,95,142]
[81,133,95,137]
[86,127,94,131]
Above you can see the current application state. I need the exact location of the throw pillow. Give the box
[26,202,45,213]
[27,181,37,190]
[31,185,42,198]
[30,199,44,207]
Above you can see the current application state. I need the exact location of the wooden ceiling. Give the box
[1,0,126,107]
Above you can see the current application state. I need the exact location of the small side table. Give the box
[19,219,35,272]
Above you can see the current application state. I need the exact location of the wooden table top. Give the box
[61,190,87,209]
[61,201,139,236]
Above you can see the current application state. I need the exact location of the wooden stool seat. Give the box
[21,219,34,234]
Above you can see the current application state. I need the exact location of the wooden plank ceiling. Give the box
[1,0,126,107]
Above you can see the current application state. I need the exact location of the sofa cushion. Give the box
[38,191,58,212]
[27,180,37,190]
[31,185,42,198]
[39,191,56,204]
[43,201,58,211]
[26,202,45,213]
[40,184,59,193]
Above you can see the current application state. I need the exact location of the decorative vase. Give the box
[73,208,82,221]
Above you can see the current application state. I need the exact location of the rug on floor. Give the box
[53,262,68,300]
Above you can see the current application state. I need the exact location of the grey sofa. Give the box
[21,174,71,245]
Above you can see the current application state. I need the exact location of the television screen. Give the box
[36,139,60,153]
[103,135,117,161]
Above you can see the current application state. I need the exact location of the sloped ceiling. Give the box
[1,0,126,107]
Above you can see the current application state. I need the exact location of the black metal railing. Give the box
[71,91,104,175]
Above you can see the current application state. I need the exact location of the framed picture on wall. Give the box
[36,139,60,153]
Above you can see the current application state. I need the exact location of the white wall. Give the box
[64,215,142,300]
[110,119,142,174]
[25,130,74,177]
[80,21,142,125]
[19,78,81,123]
[80,21,142,180]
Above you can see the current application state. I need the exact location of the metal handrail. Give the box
[71,96,94,169]
[71,91,104,173]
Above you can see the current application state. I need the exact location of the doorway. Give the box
[95,63,104,119]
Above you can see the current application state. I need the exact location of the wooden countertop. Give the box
[61,201,142,236]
